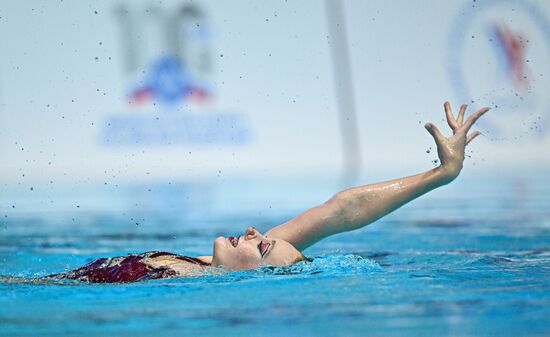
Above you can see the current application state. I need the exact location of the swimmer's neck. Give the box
[196,256,213,264]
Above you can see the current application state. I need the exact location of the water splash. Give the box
[253,254,383,276]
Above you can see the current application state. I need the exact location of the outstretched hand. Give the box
[425,101,490,181]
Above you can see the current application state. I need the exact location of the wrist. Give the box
[436,163,462,185]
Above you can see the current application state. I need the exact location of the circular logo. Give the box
[448,0,550,141]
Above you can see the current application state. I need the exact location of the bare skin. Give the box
[265,102,490,251]
[191,101,490,270]
[84,100,490,276]
[208,227,303,269]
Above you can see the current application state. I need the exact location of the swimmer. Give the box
[46,101,490,283]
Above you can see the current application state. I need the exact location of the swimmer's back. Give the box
[44,251,210,283]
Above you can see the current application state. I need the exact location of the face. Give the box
[211,227,302,270]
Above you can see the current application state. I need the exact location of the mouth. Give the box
[228,236,240,248]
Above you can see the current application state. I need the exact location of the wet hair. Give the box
[292,252,313,265]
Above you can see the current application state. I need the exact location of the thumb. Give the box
[425,122,444,143]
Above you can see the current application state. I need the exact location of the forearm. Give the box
[331,166,456,234]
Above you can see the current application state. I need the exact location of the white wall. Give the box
[1,0,549,190]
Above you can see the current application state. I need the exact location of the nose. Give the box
[244,227,258,240]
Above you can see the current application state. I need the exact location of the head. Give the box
[211,227,307,270]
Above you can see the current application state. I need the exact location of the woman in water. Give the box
[47,101,490,283]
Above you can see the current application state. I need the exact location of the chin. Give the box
[214,236,225,245]
[211,237,226,265]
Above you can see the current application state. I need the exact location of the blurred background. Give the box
[1,0,549,219]
[1,2,550,336]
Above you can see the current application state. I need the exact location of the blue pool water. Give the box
[1,176,549,336]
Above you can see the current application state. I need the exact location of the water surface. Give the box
[1,177,549,336]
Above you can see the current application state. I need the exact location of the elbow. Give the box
[327,191,358,230]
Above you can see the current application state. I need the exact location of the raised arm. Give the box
[267,102,490,251]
